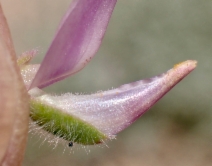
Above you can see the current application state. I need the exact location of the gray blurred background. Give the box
[2,0,212,165]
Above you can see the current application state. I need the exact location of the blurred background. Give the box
[1,0,212,165]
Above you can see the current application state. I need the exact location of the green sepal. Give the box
[30,99,107,145]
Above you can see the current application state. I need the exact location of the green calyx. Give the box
[30,99,107,145]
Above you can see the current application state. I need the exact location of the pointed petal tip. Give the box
[173,60,197,70]
[166,60,197,83]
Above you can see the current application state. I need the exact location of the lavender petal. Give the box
[30,0,117,89]
[30,60,197,138]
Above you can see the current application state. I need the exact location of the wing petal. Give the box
[30,0,117,89]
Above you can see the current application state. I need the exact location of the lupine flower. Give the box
[17,0,197,146]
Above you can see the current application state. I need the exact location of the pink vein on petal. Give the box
[29,0,117,89]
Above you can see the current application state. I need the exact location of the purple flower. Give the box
[17,0,197,145]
